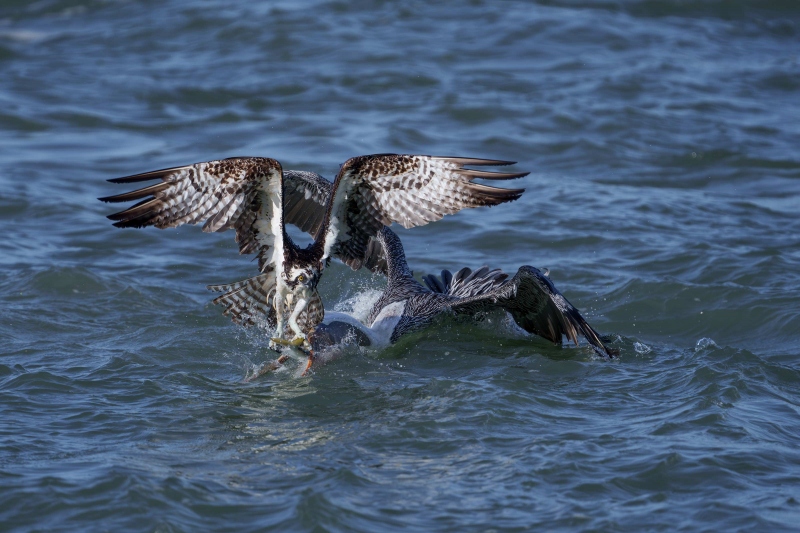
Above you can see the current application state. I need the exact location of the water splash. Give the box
[332,289,382,323]
[634,341,652,355]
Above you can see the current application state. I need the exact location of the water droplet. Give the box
[695,337,717,352]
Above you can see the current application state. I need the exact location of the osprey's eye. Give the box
[297,275,305,282]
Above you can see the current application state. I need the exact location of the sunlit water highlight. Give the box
[1,1,800,531]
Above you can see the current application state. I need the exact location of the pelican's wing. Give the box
[99,157,287,271]
[423,265,509,296]
[317,154,527,269]
[207,273,324,335]
[430,266,617,357]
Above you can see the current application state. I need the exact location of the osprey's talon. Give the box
[300,351,315,376]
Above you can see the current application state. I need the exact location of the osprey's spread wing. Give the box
[100,160,389,274]
[317,154,528,269]
[425,266,618,357]
[99,157,286,271]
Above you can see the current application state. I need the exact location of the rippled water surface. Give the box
[2,1,800,531]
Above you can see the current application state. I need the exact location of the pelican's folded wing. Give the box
[442,266,618,357]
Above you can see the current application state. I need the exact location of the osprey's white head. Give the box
[283,265,321,297]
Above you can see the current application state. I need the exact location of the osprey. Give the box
[234,227,617,379]
[100,154,527,348]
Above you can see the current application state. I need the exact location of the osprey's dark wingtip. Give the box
[457,169,530,181]
[106,167,180,184]
[433,156,519,167]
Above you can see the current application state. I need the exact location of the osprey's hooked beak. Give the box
[304,272,320,291]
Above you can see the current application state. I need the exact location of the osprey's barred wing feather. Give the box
[319,154,527,269]
[207,270,324,334]
[428,266,617,357]
[99,157,285,270]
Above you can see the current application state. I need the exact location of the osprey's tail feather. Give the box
[207,271,277,328]
[207,271,325,336]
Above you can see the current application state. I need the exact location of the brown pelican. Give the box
[224,227,617,379]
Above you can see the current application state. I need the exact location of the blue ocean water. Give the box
[1,1,799,531]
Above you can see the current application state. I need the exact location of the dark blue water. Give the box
[2,1,800,531]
